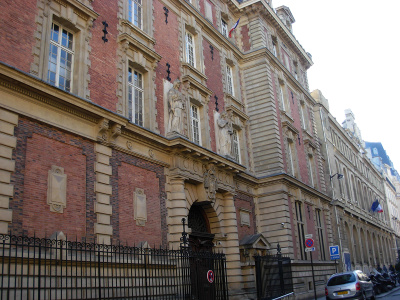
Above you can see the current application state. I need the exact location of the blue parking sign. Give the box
[329,245,340,260]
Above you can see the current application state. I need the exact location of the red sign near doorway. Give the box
[207,270,214,283]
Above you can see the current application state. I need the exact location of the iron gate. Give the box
[0,234,228,300]
[254,253,293,300]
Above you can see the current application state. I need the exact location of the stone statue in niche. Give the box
[134,188,147,226]
[47,165,67,213]
[167,79,186,135]
[217,111,233,157]
[203,165,217,202]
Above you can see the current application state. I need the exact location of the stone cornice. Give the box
[62,0,99,20]
[118,33,162,63]
[0,63,123,126]
[236,171,332,202]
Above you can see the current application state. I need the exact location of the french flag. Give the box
[370,199,383,213]
[228,18,240,38]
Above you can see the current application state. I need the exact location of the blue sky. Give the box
[272,0,400,172]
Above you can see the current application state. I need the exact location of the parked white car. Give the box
[325,270,375,300]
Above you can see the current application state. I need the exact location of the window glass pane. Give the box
[186,32,195,67]
[191,105,200,144]
[128,68,132,83]
[129,68,144,125]
[222,20,227,36]
[51,24,59,42]
[232,129,240,163]
[48,23,74,92]
[129,0,142,28]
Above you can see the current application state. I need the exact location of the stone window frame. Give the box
[128,67,144,126]
[226,65,234,96]
[305,143,317,187]
[293,60,299,80]
[271,35,279,58]
[283,122,300,179]
[128,0,143,29]
[221,18,228,37]
[117,36,161,132]
[231,128,240,163]
[120,0,152,36]
[47,22,75,93]
[190,102,201,145]
[223,53,241,104]
[181,20,205,77]
[185,31,196,68]
[277,74,291,116]
[181,75,212,148]
[31,0,98,100]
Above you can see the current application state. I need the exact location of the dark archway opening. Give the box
[188,203,215,252]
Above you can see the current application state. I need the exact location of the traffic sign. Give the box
[305,234,313,239]
[305,247,315,252]
[329,245,340,260]
[305,238,314,248]
[207,270,214,283]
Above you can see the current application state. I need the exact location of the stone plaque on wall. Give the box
[134,188,147,226]
[240,210,251,227]
[47,165,67,213]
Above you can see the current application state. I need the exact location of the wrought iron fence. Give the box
[0,234,228,300]
[254,254,293,300]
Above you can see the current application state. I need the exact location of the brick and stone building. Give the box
[313,91,396,273]
[365,141,400,260]
[0,0,353,299]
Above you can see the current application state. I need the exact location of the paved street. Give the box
[376,285,400,299]
[316,285,400,300]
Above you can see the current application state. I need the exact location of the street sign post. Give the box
[330,245,340,273]
[305,237,317,300]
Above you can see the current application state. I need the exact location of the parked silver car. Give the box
[325,270,375,300]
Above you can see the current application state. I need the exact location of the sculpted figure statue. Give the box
[217,111,233,157]
[167,79,186,135]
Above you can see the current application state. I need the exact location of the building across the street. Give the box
[0,0,396,299]
[313,91,395,273]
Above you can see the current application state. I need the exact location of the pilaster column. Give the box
[166,176,189,249]
[0,109,17,234]
[220,192,244,296]
[94,144,113,244]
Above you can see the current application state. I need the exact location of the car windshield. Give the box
[328,274,356,286]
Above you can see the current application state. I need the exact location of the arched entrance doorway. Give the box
[188,203,215,252]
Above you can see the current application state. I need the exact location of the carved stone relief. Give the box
[203,165,217,202]
[134,188,147,226]
[47,165,67,213]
